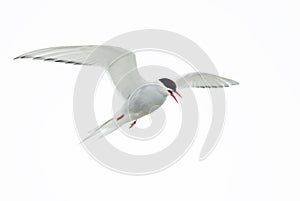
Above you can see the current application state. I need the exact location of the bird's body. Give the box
[126,83,168,118]
[14,45,238,143]
[84,82,168,141]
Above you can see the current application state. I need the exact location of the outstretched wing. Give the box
[14,45,147,99]
[176,72,239,89]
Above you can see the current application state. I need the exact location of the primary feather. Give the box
[176,72,239,89]
[15,45,147,99]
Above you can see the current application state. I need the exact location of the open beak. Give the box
[174,91,182,98]
[168,90,182,103]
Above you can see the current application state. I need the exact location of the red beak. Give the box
[174,91,182,98]
[168,90,182,103]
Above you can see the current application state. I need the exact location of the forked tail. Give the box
[80,118,118,143]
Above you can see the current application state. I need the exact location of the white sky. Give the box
[1,0,300,200]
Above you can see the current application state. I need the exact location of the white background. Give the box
[1,0,300,200]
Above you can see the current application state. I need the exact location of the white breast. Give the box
[126,84,167,119]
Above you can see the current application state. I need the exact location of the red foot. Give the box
[117,114,124,121]
[129,120,137,128]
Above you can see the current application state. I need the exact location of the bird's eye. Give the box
[167,90,172,94]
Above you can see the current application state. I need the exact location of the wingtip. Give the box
[13,55,28,60]
[233,81,239,85]
[228,79,239,86]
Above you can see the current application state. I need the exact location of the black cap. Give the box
[159,78,177,91]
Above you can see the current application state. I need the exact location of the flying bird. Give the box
[14,45,238,143]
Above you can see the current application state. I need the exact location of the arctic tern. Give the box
[14,45,238,142]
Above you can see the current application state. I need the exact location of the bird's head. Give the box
[159,78,182,103]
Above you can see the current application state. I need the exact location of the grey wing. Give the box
[176,72,239,89]
[14,45,147,99]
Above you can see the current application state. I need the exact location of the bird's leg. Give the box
[117,114,124,121]
[129,120,137,128]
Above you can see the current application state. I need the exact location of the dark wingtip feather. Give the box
[33,57,44,60]
[14,55,28,60]
[44,58,56,61]
[14,55,86,66]
[230,81,239,86]
[54,60,65,63]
